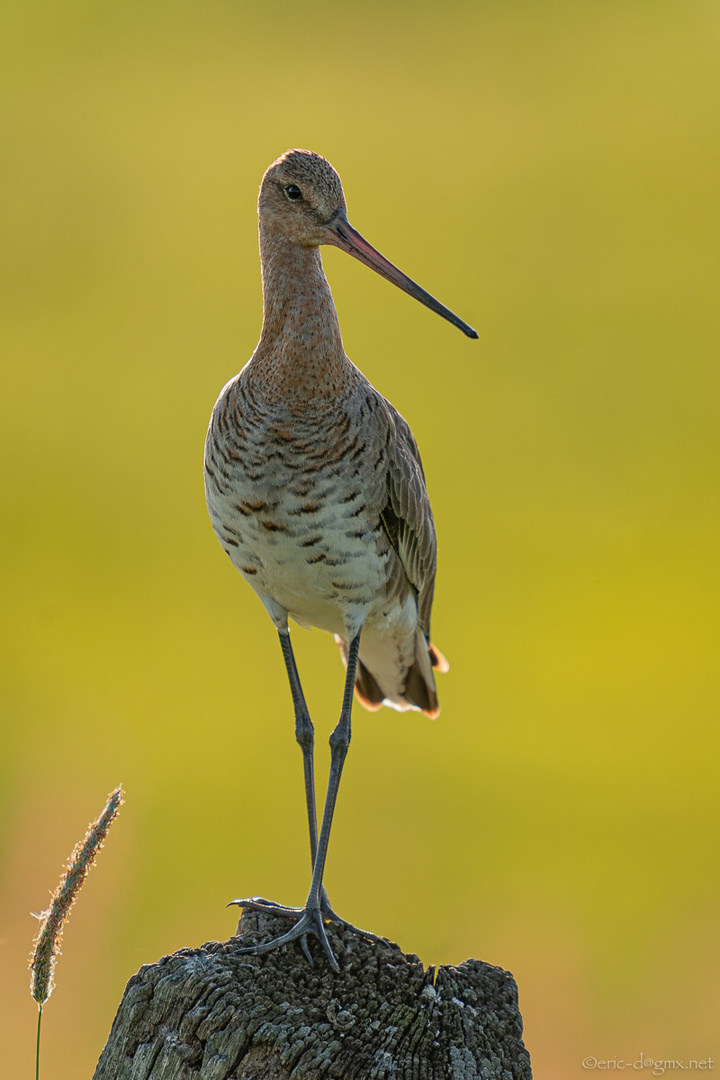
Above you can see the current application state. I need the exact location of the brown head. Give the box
[259,149,478,338]
[259,149,348,246]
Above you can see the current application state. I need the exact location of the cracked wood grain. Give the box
[93,908,532,1079]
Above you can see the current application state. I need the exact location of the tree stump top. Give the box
[93,909,532,1079]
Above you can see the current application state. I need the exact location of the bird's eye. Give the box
[285,184,303,201]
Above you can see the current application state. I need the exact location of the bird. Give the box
[204,149,477,971]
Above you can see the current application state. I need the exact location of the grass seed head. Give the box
[29,786,125,1007]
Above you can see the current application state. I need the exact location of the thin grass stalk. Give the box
[35,1003,42,1080]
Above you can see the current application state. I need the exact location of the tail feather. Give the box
[429,643,450,674]
[353,659,384,712]
[334,630,447,719]
[404,658,439,718]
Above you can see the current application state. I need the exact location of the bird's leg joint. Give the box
[295,711,314,753]
[328,716,351,757]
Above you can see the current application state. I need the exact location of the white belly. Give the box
[207,480,400,641]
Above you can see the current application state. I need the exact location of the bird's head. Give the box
[259,149,347,247]
[258,148,479,339]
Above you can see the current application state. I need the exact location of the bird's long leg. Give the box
[278,628,319,870]
[303,631,360,914]
[238,630,335,921]
[231,631,365,971]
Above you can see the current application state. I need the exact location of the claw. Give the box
[233,902,340,972]
[228,895,304,920]
[299,934,314,966]
[228,895,381,971]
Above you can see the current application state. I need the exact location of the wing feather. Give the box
[380,403,437,636]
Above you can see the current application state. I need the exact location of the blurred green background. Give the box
[1,1,719,1076]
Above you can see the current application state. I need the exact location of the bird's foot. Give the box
[317,892,385,945]
[229,895,340,971]
[229,894,385,970]
[230,895,306,920]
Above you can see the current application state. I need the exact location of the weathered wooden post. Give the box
[93,908,532,1078]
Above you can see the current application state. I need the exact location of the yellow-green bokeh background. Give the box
[2,2,719,1076]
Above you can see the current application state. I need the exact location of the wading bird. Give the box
[204,150,477,970]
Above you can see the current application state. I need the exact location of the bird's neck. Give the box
[252,226,348,402]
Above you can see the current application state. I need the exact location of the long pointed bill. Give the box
[324,211,478,339]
